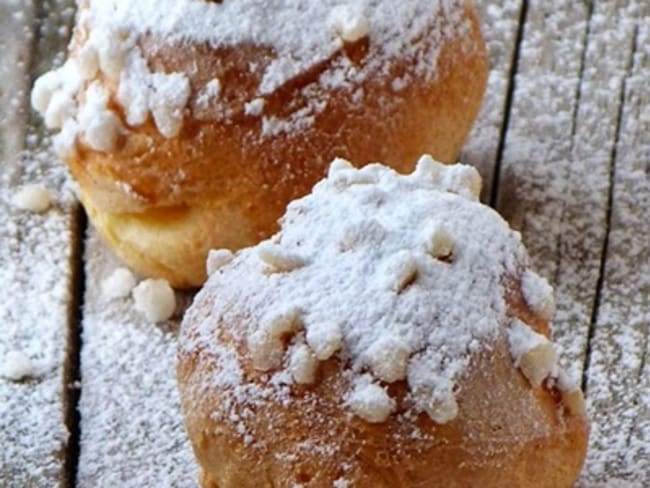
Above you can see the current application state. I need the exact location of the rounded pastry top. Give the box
[85,0,470,95]
[181,157,576,429]
[31,0,479,157]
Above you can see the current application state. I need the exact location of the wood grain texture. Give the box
[495,0,598,368]
[583,2,650,483]
[0,1,77,487]
[462,0,523,202]
[0,1,33,164]
[76,231,197,487]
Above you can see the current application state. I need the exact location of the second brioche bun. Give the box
[34,1,488,287]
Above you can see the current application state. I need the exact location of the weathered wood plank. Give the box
[462,0,523,202]
[496,2,596,369]
[584,3,650,483]
[495,0,644,483]
[0,2,32,164]
[557,0,637,372]
[0,1,77,486]
[76,231,197,487]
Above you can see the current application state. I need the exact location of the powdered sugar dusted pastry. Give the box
[31,0,488,288]
[178,157,589,488]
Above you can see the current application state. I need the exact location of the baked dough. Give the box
[178,157,589,487]
[31,0,488,287]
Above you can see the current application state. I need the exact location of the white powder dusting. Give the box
[33,0,471,144]
[0,0,79,484]
[183,157,530,428]
[1,123,76,487]
[470,0,650,484]
[77,232,197,486]
[8,0,648,483]
[521,269,555,321]
[579,3,650,483]
[507,319,557,387]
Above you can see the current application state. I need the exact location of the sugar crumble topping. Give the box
[507,319,557,387]
[1,350,35,382]
[206,249,234,276]
[12,183,53,213]
[77,232,196,486]
[132,279,176,323]
[101,267,137,301]
[31,0,471,153]
[521,269,556,321]
[181,156,568,437]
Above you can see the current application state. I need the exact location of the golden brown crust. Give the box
[177,278,588,488]
[66,6,488,288]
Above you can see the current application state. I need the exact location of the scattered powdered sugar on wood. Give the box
[0,137,77,485]
[77,231,197,487]
[581,3,650,484]
[495,2,594,372]
[461,0,522,199]
[0,0,77,485]
[471,0,649,483]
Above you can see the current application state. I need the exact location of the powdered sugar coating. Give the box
[77,232,197,486]
[33,0,472,145]
[182,158,530,426]
[521,269,555,321]
[345,377,395,423]
[86,0,467,95]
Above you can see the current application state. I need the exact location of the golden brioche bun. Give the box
[177,160,589,487]
[180,296,588,488]
[60,1,488,288]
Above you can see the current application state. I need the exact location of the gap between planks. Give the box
[26,1,83,486]
[488,0,528,207]
[63,204,87,488]
[582,22,639,394]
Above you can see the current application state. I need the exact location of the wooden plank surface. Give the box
[76,232,197,487]
[461,0,523,201]
[0,1,77,486]
[584,2,650,483]
[3,0,650,485]
[495,0,597,368]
